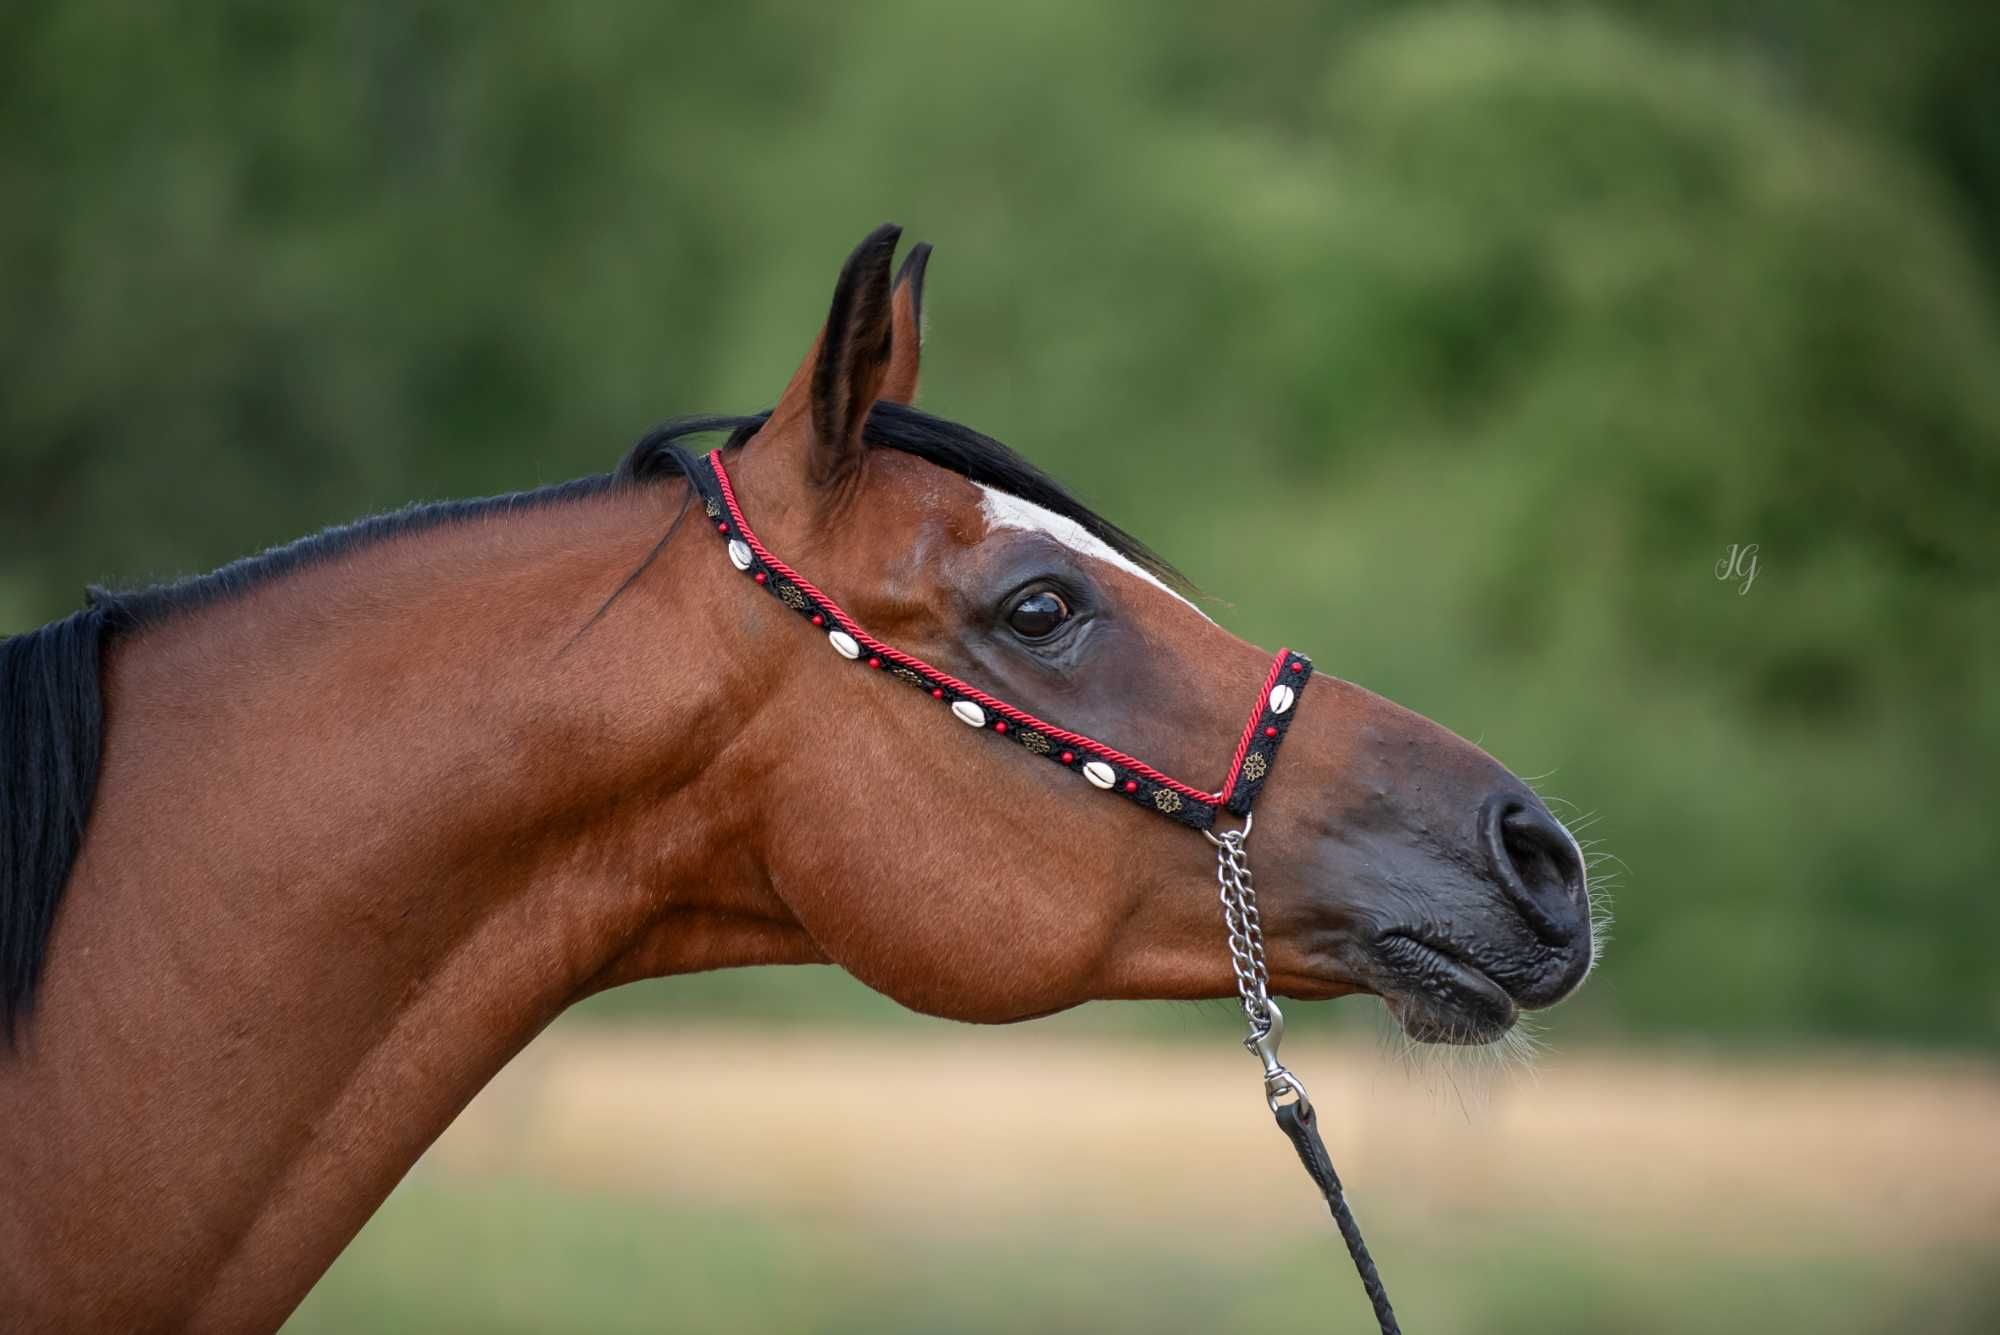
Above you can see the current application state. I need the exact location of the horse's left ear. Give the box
[762,223,903,488]
[881,242,931,405]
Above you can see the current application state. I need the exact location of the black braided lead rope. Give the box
[1275,1100,1401,1334]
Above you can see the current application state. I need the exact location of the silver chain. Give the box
[1205,813,1311,1114]
[1208,816,1270,1024]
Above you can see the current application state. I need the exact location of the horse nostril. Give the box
[1479,793,1588,947]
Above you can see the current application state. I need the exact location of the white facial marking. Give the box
[977,486,1209,620]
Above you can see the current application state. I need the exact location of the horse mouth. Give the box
[1372,931,1520,1045]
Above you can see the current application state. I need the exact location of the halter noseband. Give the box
[680,445,1399,1335]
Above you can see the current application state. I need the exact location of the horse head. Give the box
[694,224,1596,1043]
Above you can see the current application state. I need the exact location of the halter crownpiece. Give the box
[686,448,1313,831]
[680,443,1398,1335]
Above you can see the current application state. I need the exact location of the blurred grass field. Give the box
[287,1012,2000,1334]
[288,1182,1994,1335]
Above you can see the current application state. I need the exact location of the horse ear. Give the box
[881,242,931,405]
[763,223,903,488]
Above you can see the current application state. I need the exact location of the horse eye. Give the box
[1005,589,1072,640]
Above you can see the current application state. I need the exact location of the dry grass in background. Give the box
[291,1021,2000,1333]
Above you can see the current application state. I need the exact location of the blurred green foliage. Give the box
[4,3,1997,1045]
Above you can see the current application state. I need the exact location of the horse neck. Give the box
[0,481,818,1331]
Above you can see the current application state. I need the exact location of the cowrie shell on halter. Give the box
[827,630,861,659]
[727,539,753,571]
[1268,683,1295,715]
[951,700,986,728]
[1082,760,1116,790]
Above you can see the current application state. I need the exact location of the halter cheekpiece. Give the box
[681,444,1400,1335]
[685,448,1313,831]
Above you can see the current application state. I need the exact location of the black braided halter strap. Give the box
[682,445,1399,1335]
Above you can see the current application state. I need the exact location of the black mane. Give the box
[0,611,108,1043]
[0,403,1179,1039]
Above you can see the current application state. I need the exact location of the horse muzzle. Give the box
[1297,784,1596,1045]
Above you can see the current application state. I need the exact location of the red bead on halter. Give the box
[1122,780,1139,794]
[867,656,882,669]
[931,688,945,700]
[717,522,729,533]
[1264,725,1279,738]
[753,571,767,585]
[811,614,825,626]
[1290,661,1305,673]
[993,721,1008,734]
[1059,751,1075,765]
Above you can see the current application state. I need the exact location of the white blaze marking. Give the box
[977,486,1209,620]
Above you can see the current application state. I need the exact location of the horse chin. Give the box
[1373,936,1522,1046]
[1383,993,1519,1046]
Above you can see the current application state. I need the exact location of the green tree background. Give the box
[4,1,1996,1048]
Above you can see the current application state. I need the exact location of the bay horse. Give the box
[0,225,1594,1332]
